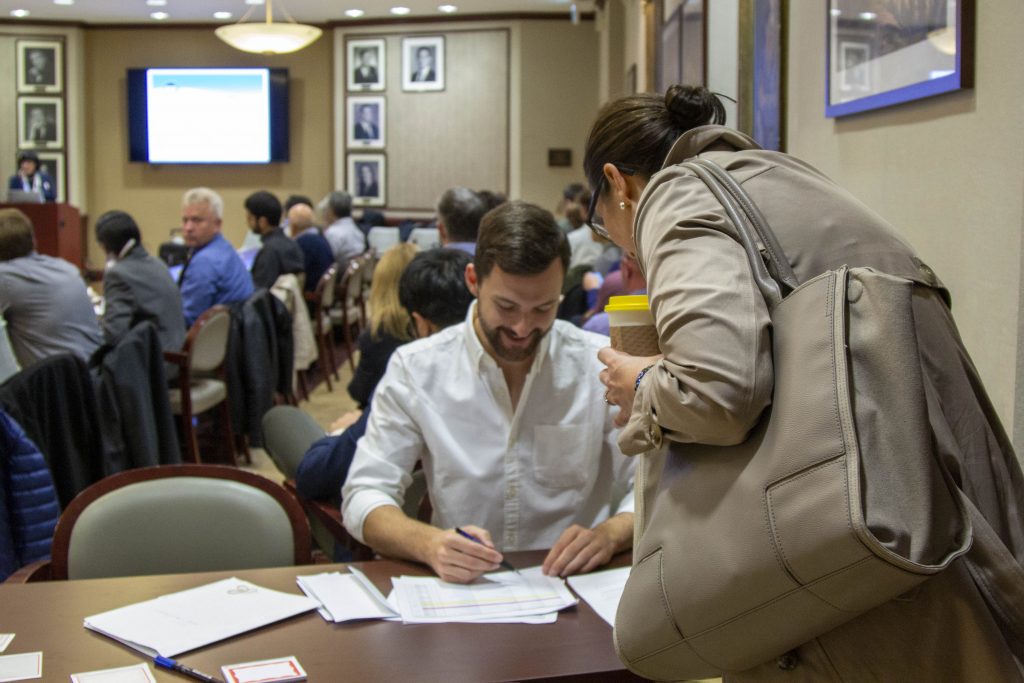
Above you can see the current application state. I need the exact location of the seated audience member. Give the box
[245,191,305,290]
[8,151,55,202]
[320,191,366,267]
[0,208,101,368]
[348,242,418,408]
[289,203,334,293]
[582,252,646,337]
[554,182,585,233]
[343,202,634,583]
[436,187,488,256]
[95,210,185,353]
[565,189,604,269]
[281,194,314,235]
[296,248,474,503]
[178,187,254,327]
[476,189,507,214]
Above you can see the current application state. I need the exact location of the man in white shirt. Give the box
[318,191,366,268]
[343,201,634,584]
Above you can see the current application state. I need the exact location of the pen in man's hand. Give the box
[455,527,520,574]
[154,655,225,683]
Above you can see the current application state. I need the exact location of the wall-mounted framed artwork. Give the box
[348,153,386,207]
[739,0,786,151]
[348,38,386,92]
[680,0,706,87]
[402,36,445,92]
[18,96,63,149]
[826,0,974,117]
[17,39,62,94]
[347,96,385,150]
[35,151,65,203]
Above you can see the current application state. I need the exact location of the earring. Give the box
[619,201,627,210]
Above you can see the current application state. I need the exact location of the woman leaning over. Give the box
[590,85,1023,680]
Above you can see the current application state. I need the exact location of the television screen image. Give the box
[128,67,289,164]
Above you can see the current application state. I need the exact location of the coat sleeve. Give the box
[100,269,134,346]
[618,172,773,455]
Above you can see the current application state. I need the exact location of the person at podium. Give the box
[7,151,55,203]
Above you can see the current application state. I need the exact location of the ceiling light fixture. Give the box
[10,9,30,17]
[146,0,167,5]
[858,11,877,21]
[390,6,411,15]
[216,0,322,55]
[151,11,169,20]
[54,0,75,6]
[213,11,232,19]
[438,4,458,13]
[344,9,365,18]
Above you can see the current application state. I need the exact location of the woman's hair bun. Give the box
[664,85,726,129]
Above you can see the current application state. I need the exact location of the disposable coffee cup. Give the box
[605,295,660,356]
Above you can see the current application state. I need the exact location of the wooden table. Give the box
[1,551,642,682]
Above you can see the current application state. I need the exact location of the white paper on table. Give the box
[391,565,577,623]
[566,565,631,627]
[0,636,12,654]
[0,651,42,682]
[295,572,396,623]
[70,662,157,683]
[83,578,319,657]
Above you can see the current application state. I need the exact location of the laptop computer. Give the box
[6,189,45,204]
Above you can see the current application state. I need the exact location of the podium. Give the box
[0,202,82,269]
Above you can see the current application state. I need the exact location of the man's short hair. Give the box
[244,190,282,227]
[284,194,314,213]
[0,209,36,262]
[182,187,224,219]
[399,248,474,329]
[95,210,142,255]
[474,201,570,280]
[437,187,488,244]
[320,191,353,220]
[476,189,507,213]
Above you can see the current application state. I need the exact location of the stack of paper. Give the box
[83,578,320,657]
[296,567,396,622]
[390,566,577,624]
[566,565,630,627]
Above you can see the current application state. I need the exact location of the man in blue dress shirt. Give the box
[178,187,253,327]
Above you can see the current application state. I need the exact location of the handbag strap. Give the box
[680,159,788,309]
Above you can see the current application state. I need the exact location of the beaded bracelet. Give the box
[635,364,655,391]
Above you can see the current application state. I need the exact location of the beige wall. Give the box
[787,1,1024,451]
[83,27,334,266]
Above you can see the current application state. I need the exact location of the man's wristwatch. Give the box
[635,365,655,391]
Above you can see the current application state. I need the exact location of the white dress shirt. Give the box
[342,303,634,551]
[323,217,366,265]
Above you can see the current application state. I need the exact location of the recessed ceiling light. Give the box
[151,11,169,20]
[858,11,877,20]
[213,11,232,19]
[438,4,457,13]
[390,6,411,15]
[11,9,30,17]
[344,8,365,18]
[146,0,167,5]
[245,0,265,5]
[829,8,841,17]
[54,0,75,6]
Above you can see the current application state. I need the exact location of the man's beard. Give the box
[478,315,551,363]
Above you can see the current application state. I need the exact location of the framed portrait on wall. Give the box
[826,0,974,117]
[348,153,386,207]
[18,97,63,149]
[347,96,386,149]
[35,152,65,203]
[402,36,445,92]
[17,40,62,93]
[348,38,386,92]
[738,0,785,151]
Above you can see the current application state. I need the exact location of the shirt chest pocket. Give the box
[531,424,596,490]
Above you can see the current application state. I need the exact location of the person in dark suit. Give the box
[353,104,379,140]
[245,190,305,290]
[7,151,55,202]
[95,210,185,355]
[411,47,436,82]
[357,163,379,198]
[353,48,379,84]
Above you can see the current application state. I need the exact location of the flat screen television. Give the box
[127,67,289,164]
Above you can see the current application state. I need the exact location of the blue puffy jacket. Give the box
[0,408,60,581]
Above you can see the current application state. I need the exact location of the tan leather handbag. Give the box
[613,159,973,681]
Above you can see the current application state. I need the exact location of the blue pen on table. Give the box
[154,655,225,683]
[455,527,520,574]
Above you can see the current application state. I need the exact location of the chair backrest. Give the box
[367,226,399,253]
[408,227,441,250]
[340,259,362,305]
[261,406,325,480]
[316,265,338,311]
[50,464,312,580]
[186,306,231,373]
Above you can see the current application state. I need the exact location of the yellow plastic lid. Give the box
[604,294,649,312]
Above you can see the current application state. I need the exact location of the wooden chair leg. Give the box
[343,320,356,373]
[216,399,240,466]
[319,332,333,392]
[179,412,200,463]
[297,370,309,402]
